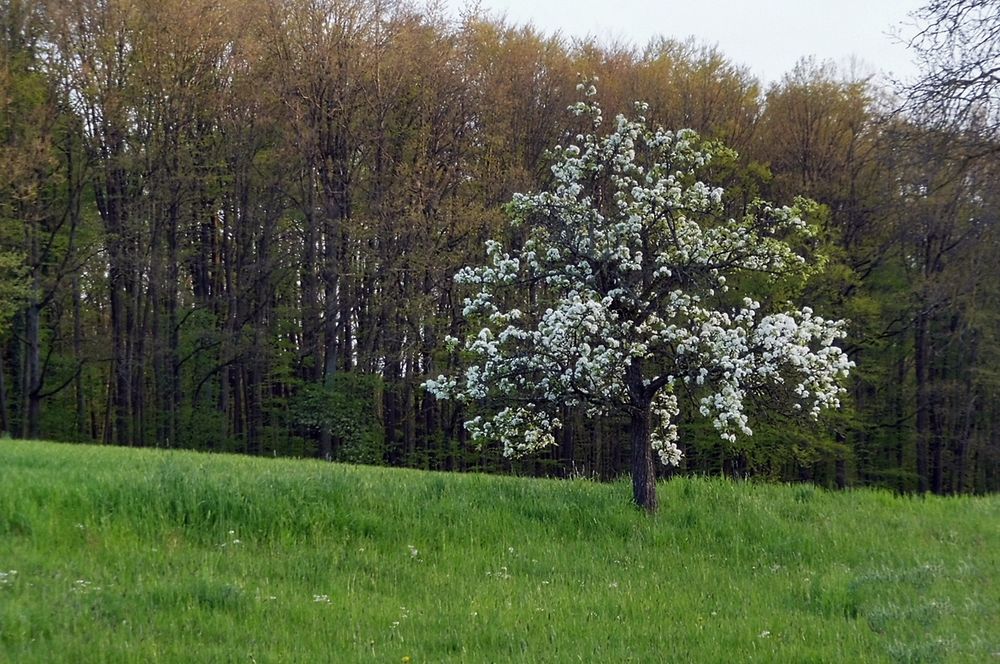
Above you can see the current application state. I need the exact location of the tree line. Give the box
[1,0,997,493]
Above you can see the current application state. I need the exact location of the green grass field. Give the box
[0,440,997,662]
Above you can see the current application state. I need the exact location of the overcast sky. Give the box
[442,0,926,85]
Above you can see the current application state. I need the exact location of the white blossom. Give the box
[423,93,853,467]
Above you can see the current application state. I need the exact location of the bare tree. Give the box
[906,0,1000,144]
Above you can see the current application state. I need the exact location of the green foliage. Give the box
[0,441,997,662]
[0,251,27,338]
[292,373,386,464]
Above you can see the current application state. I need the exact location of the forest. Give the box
[1,0,998,494]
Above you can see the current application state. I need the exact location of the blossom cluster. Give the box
[650,390,682,466]
[424,90,852,463]
[465,404,562,458]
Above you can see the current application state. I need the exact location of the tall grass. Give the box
[1,440,997,662]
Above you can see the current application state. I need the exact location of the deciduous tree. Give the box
[426,91,853,510]
[906,0,1000,144]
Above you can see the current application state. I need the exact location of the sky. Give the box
[442,0,927,85]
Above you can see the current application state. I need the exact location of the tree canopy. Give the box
[426,90,853,510]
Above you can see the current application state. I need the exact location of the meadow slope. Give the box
[0,440,997,662]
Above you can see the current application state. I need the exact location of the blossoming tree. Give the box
[425,89,854,511]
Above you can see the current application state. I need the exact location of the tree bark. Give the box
[73,276,86,440]
[22,299,41,439]
[626,358,658,511]
[630,401,658,512]
[166,197,181,448]
[0,352,9,437]
[914,308,931,492]
[103,166,132,448]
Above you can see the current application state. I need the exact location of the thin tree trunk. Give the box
[384,356,400,461]
[102,366,113,444]
[955,399,974,494]
[150,251,164,446]
[132,288,150,447]
[73,276,86,440]
[835,450,847,490]
[22,207,41,439]
[895,352,907,490]
[403,371,416,463]
[22,299,41,439]
[247,363,263,455]
[0,351,9,437]
[914,309,931,492]
[930,407,945,494]
[340,244,353,372]
[319,267,339,460]
[166,199,181,447]
[594,420,604,480]
[106,173,132,447]
[302,189,322,382]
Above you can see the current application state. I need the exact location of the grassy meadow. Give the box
[0,440,997,662]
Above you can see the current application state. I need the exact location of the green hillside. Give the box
[0,440,997,662]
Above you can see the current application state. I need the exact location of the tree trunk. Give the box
[22,299,41,439]
[131,289,149,447]
[22,212,41,439]
[403,370,416,463]
[0,352,9,437]
[895,353,907,490]
[166,199,181,448]
[835,458,847,490]
[73,276,86,440]
[384,356,400,462]
[301,182,322,382]
[914,309,930,492]
[955,390,976,494]
[630,402,658,512]
[319,429,333,461]
[339,233,353,373]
